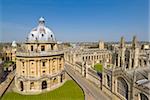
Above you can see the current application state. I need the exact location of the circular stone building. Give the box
[15,17,66,94]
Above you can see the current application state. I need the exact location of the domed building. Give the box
[1,41,17,62]
[15,17,66,94]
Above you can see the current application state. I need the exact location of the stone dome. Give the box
[12,41,17,47]
[27,17,55,42]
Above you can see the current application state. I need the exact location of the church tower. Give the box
[99,41,104,50]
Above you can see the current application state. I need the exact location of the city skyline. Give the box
[0,0,149,42]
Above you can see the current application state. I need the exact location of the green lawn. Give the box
[2,80,84,100]
[94,63,103,73]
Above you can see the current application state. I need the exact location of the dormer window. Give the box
[42,34,44,37]
[31,34,34,37]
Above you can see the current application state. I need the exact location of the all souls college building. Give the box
[14,17,66,94]
[65,36,150,100]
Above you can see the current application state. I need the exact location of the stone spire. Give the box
[132,36,138,49]
[120,36,125,48]
[132,36,139,68]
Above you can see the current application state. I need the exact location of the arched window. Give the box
[30,82,34,90]
[20,81,24,91]
[60,74,63,83]
[117,77,128,99]
[144,60,147,66]
[140,93,148,100]
[51,35,53,38]
[42,34,44,37]
[86,56,87,60]
[31,34,34,37]
[82,57,84,61]
[107,75,111,88]
[31,45,33,51]
[41,46,45,51]
[139,59,142,66]
[53,78,56,83]
[42,81,47,89]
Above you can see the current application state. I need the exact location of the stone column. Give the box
[81,65,84,76]
[50,59,53,75]
[112,75,115,93]
[26,81,30,92]
[37,60,40,77]
[129,52,132,70]
[58,75,61,84]
[36,60,38,76]
[51,59,53,75]
[25,60,27,77]
[62,57,64,70]
[57,58,59,73]
[39,60,41,77]
[28,60,30,77]
[47,79,50,91]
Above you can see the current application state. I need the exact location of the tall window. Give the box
[140,93,148,100]
[132,59,134,68]
[51,45,53,50]
[22,62,25,69]
[117,77,128,99]
[107,75,111,88]
[31,46,33,51]
[30,82,34,90]
[22,62,24,66]
[41,46,45,51]
[42,81,47,89]
[42,62,45,66]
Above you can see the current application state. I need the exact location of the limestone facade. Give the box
[65,46,112,68]
[1,42,17,62]
[15,17,66,94]
[102,36,150,100]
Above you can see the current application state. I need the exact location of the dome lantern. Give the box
[39,17,45,26]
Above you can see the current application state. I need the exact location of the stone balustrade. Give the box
[16,50,64,57]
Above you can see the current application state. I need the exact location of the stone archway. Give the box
[140,93,148,100]
[30,82,34,90]
[42,80,47,90]
[117,77,128,100]
[20,81,24,91]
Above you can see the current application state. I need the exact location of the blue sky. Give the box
[0,0,149,42]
